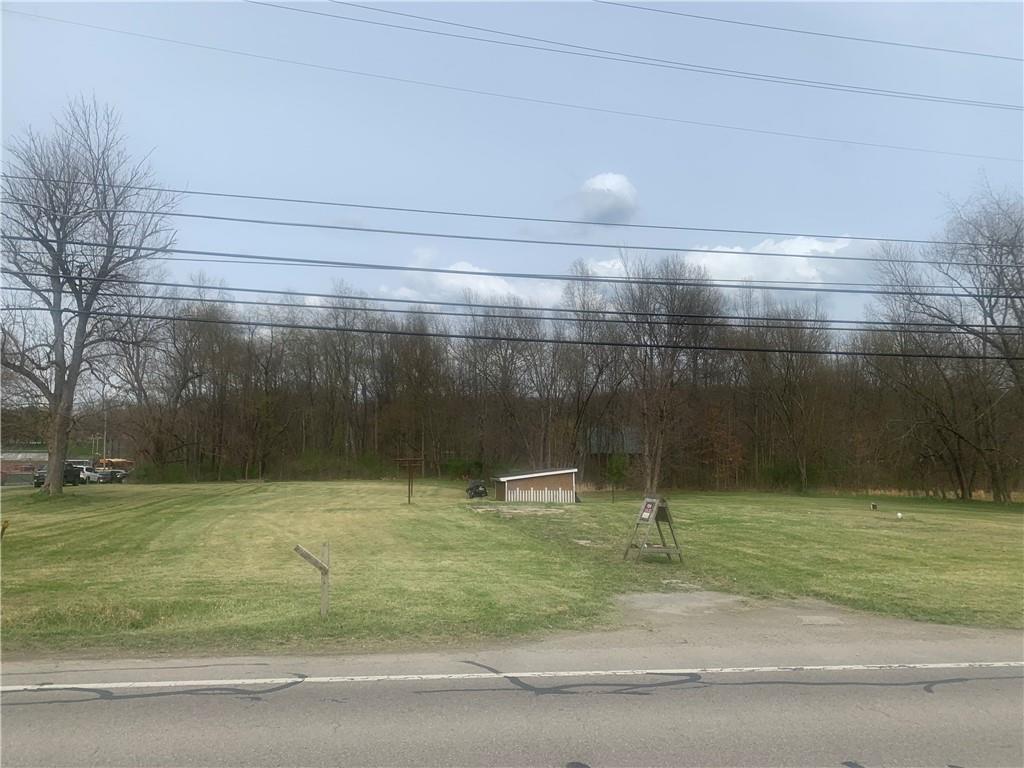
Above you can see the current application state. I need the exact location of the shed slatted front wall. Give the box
[494,468,577,503]
[507,487,574,503]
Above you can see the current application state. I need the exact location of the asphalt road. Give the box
[4,592,1022,767]
[3,664,1022,767]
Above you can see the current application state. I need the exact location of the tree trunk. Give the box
[643,418,665,497]
[46,402,73,496]
[797,455,808,493]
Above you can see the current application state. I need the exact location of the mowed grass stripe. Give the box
[1,481,1021,655]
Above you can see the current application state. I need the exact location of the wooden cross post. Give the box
[294,542,330,618]
[395,457,423,505]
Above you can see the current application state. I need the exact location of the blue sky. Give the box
[3,1,1022,319]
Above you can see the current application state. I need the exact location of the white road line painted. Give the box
[2,661,1021,693]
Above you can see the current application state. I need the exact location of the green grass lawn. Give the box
[1,481,1021,655]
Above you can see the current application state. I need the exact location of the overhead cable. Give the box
[593,1,1023,62]
[8,305,1018,361]
[0,173,990,247]
[2,283,990,337]
[4,8,1017,162]
[6,268,1009,329]
[249,1,1022,111]
[5,235,1018,298]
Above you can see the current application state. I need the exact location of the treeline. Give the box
[62,207,1024,500]
[2,103,1021,499]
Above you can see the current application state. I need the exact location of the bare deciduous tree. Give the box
[871,189,1023,502]
[614,255,722,495]
[1,99,176,494]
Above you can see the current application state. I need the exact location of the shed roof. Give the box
[493,468,578,482]
[1,452,48,461]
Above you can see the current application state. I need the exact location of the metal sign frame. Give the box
[623,497,682,562]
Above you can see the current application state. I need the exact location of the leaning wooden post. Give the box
[320,541,330,619]
[294,543,330,618]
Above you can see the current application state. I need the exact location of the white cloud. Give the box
[430,260,522,297]
[576,237,878,321]
[385,285,425,301]
[685,236,854,283]
[578,238,851,284]
[372,236,876,318]
[588,257,627,277]
[377,252,562,306]
[579,172,638,224]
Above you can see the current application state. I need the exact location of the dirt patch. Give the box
[468,504,566,517]
[496,506,567,517]
[618,591,750,617]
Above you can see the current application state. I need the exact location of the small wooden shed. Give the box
[493,468,578,503]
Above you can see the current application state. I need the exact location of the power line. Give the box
[142,256,994,294]
[4,268,1012,330]
[5,235,1013,298]
[0,173,986,247]
[4,8,1017,163]
[1,283,983,337]
[593,1,1024,63]
[145,259,964,291]
[0,207,996,269]
[250,0,1022,112]
[3,207,937,266]
[8,304,1017,361]
[115,208,997,267]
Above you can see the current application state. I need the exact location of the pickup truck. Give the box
[33,464,82,487]
[82,467,118,484]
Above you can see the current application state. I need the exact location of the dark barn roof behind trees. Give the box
[588,426,642,455]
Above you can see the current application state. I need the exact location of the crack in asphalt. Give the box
[0,673,308,706]
[405,660,1022,698]
[3,661,1020,708]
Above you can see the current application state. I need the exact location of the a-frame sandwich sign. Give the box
[623,497,682,562]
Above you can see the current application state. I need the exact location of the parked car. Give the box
[81,466,116,484]
[94,460,132,482]
[33,463,82,487]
